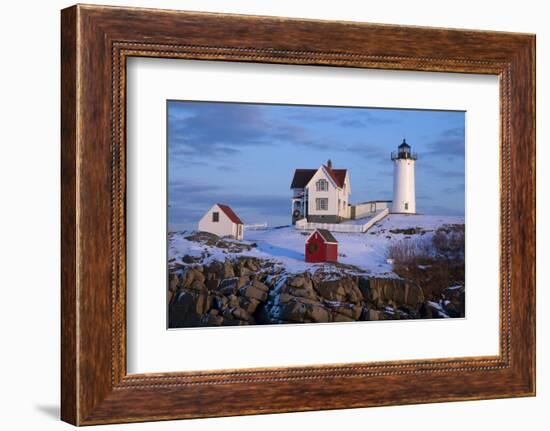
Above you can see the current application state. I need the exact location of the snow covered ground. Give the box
[169,214,464,278]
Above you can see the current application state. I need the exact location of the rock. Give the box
[367,278,424,309]
[288,275,308,288]
[367,309,383,321]
[182,255,196,264]
[189,279,206,292]
[239,284,268,302]
[315,278,363,304]
[213,294,228,310]
[169,289,203,327]
[251,280,270,292]
[443,285,465,317]
[181,267,205,289]
[331,312,355,322]
[270,301,310,323]
[223,259,235,278]
[239,297,261,314]
[169,274,180,292]
[326,303,362,320]
[237,276,250,289]
[310,304,331,323]
[218,278,238,295]
[201,310,224,326]
[237,265,252,277]
[206,278,220,290]
[232,307,253,322]
[228,294,240,308]
[357,277,371,301]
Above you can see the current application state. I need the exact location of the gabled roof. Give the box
[290,169,316,188]
[322,165,347,188]
[216,204,243,225]
[290,167,347,189]
[307,228,338,244]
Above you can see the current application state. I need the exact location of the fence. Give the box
[295,208,389,233]
[243,222,268,230]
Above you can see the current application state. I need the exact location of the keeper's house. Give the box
[290,159,351,224]
[305,228,338,263]
[198,203,244,240]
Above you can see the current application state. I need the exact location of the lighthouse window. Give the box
[316,179,329,191]
[316,198,328,211]
[404,203,409,210]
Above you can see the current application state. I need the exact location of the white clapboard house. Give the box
[290,159,351,224]
[198,203,244,240]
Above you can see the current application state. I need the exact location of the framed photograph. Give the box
[61,4,535,425]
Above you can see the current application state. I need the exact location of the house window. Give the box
[316,179,329,191]
[316,198,328,211]
[212,211,219,222]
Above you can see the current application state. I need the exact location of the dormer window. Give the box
[316,179,329,191]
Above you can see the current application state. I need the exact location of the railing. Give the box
[244,222,268,230]
[391,151,418,161]
[294,208,389,233]
[292,189,305,198]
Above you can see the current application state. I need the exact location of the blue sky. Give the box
[168,100,465,231]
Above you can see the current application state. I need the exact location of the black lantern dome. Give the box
[391,138,418,160]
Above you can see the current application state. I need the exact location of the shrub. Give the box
[432,225,465,257]
[387,237,433,267]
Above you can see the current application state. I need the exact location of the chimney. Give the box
[327,159,332,169]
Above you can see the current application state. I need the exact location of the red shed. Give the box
[305,229,338,263]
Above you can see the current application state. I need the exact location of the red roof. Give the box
[290,167,347,189]
[216,204,243,225]
[323,165,347,188]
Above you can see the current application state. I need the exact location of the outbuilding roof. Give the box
[307,228,338,244]
[216,204,243,225]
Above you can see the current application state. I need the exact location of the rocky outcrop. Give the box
[168,256,464,328]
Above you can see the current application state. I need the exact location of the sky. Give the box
[168,100,465,231]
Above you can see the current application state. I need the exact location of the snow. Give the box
[169,214,464,278]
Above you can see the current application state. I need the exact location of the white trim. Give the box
[305,228,338,244]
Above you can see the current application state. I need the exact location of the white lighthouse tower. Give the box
[391,139,417,214]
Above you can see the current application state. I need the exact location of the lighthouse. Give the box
[391,139,417,214]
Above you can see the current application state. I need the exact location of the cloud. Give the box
[339,112,395,128]
[342,142,390,163]
[425,126,465,158]
[168,101,334,158]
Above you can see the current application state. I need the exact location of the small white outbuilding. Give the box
[198,203,244,240]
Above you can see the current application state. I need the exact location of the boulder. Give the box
[238,284,268,302]
[223,259,235,278]
[168,289,208,327]
[218,278,238,295]
[201,310,224,326]
[231,306,253,322]
[239,297,261,314]
[169,274,180,292]
[315,278,363,304]
[367,278,424,309]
